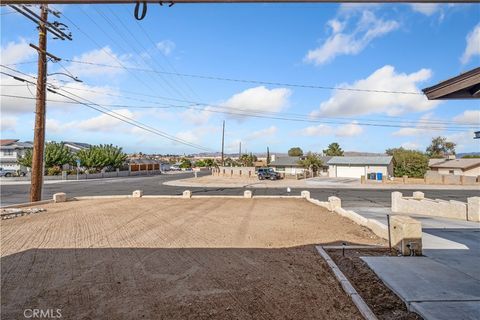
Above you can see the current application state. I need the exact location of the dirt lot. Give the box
[1,198,384,319]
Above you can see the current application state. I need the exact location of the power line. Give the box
[1,72,214,151]
[51,82,477,127]
[3,64,475,128]
[64,59,425,95]
[2,93,475,132]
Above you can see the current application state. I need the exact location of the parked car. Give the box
[0,168,26,177]
[257,168,281,180]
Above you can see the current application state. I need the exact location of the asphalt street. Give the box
[1,172,479,207]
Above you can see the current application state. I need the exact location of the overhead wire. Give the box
[2,64,476,129]
[1,69,213,151]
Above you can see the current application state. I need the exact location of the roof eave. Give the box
[422,67,480,100]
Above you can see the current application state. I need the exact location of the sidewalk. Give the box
[164,175,480,190]
[351,206,480,320]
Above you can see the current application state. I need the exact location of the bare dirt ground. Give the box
[328,248,422,320]
[1,198,384,319]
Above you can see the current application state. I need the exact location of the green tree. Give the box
[323,142,344,156]
[386,147,429,178]
[224,157,239,167]
[195,160,206,167]
[288,147,304,156]
[17,142,74,169]
[17,148,33,168]
[179,158,192,169]
[426,136,456,158]
[298,152,323,175]
[203,158,216,167]
[77,144,127,171]
[239,153,257,166]
[266,147,271,166]
[462,154,480,158]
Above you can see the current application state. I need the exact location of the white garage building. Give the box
[327,156,393,179]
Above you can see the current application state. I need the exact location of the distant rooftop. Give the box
[327,156,393,166]
[429,158,480,170]
[270,156,331,167]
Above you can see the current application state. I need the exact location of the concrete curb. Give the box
[1,199,53,209]
[316,246,378,320]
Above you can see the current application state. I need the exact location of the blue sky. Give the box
[1,3,479,155]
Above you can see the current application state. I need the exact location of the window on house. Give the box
[3,150,13,156]
[449,170,454,174]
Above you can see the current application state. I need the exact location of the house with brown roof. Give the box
[429,158,480,177]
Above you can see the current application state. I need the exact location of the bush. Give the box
[47,167,62,176]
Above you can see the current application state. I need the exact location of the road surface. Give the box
[1,172,478,207]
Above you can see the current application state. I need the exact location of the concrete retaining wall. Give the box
[392,191,479,222]
[306,197,388,239]
[212,167,256,178]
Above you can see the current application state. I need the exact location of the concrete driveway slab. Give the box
[410,301,480,320]
[361,257,480,302]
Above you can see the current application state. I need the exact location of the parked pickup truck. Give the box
[0,168,27,177]
[257,168,281,180]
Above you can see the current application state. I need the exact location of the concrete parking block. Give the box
[53,193,66,203]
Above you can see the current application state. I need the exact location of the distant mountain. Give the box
[457,152,480,158]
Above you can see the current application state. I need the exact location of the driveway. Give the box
[354,207,480,320]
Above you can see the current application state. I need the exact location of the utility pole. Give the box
[221,120,225,166]
[239,141,242,160]
[30,4,48,202]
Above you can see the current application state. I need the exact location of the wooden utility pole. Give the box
[30,4,48,202]
[221,120,225,166]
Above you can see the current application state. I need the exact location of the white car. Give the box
[0,168,26,177]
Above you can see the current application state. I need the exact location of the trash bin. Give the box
[369,173,376,180]
[377,172,383,181]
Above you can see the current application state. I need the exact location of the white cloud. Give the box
[299,124,333,136]
[176,130,199,144]
[311,65,439,117]
[180,107,213,126]
[0,116,17,132]
[336,121,363,137]
[247,126,277,140]
[453,110,480,125]
[401,142,421,150]
[220,86,291,121]
[67,46,130,78]
[174,126,218,146]
[298,121,363,137]
[446,131,478,153]
[0,39,35,65]
[392,113,444,137]
[305,11,399,65]
[410,4,442,16]
[75,109,136,132]
[461,24,480,64]
[156,40,175,56]
[0,76,119,115]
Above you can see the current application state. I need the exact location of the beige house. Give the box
[328,156,394,179]
[429,158,480,177]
